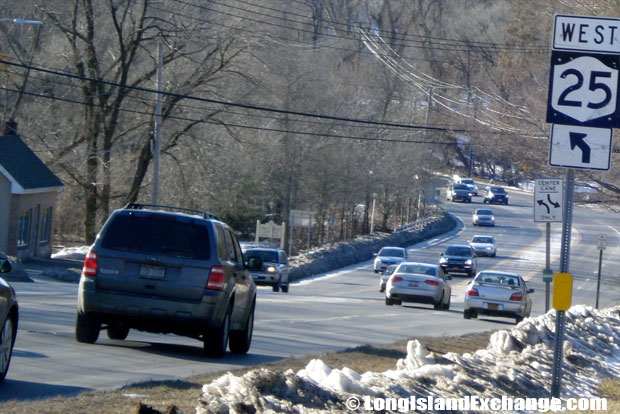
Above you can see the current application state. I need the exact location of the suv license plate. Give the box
[139,265,165,279]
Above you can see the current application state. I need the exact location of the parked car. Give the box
[469,235,497,257]
[385,262,451,310]
[379,264,398,292]
[76,203,257,357]
[446,183,472,203]
[459,178,479,196]
[463,270,533,324]
[244,248,290,293]
[484,186,509,205]
[373,247,408,273]
[472,208,495,227]
[0,253,17,382]
[439,244,477,277]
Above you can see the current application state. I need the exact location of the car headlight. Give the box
[266,266,277,272]
[465,259,472,265]
[439,257,447,264]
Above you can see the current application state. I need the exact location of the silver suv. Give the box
[76,203,256,358]
[244,248,290,292]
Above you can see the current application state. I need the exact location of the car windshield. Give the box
[476,210,493,216]
[398,264,437,276]
[453,184,468,190]
[461,179,474,185]
[379,248,405,257]
[471,237,493,244]
[491,187,506,194]
[477,272,521,287]
[100,214,210,260]
[245,250,279,263]
[445,246,472,256]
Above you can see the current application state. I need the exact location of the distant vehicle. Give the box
[385,262,451,310]
[439,244,477,277]
[0,253,17,382]
[373,247,408,273]
[472,208,495,227]
[446,183,472,203]
[75,203,257,357]
[469,235,497,257]
[379,264,398,292]
[463,270,533,324]
[244,248,290,292]
[459,178,478,196]
[484,186,509,205]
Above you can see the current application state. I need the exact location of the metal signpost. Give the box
[596,234,606,309]
[534,179,563,312]
[546,14,617,398]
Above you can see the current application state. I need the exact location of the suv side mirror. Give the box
[245,256,263,270]
[0,257,12,273]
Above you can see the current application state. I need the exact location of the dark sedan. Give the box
[0,254,18,382]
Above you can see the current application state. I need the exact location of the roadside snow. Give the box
[197,305,619,413]
[51,245,90,261]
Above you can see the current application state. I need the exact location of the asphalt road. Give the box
[1,185,619,401]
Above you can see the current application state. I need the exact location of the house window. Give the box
[40,207,52,243]
[18,209,32,247]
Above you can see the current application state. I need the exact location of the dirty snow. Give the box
[197,305,619,413]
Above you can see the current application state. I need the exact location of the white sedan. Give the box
[469,235,497,257]
[385,262,451,310]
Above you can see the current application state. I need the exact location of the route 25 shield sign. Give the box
[546,51,620,128]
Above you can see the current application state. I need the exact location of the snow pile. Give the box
[197,305,620,413]
[51,245,90,261]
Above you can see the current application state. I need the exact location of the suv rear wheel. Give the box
[75,312,100,344]
[229,300,255,354]
[272,283,280,292]
[203,305,231,358]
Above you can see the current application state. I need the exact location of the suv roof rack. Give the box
[123,203,220,220]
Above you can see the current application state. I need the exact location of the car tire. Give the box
[229,300,254,354]
[374,270,379,274]
[204,304,231,358]
[0,313,16,382]
[492,252,496,257]
[385,296,394,306]
[75,311,100,344]
[505,200,509,205]
[463,309,472,319]
[107,323,129,340]
[434,293,444,310]
[483,199,488,204]
[272,283,280,292]
[281,284,289,293]
[443,295,451,310]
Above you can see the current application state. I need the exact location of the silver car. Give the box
[463,270,533,324]
[379,264,398,293]
[472,208,495,226]
[469,235,497,257]
[244,248,290,293]
[0,254,18,382]
[385,262,451,310]
[373,247,408,273]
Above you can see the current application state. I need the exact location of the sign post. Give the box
[546,14,619,398]
[596,234,606,308]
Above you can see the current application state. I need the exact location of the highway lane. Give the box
[1,185,619,401]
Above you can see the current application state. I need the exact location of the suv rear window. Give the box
[100,213,210,260]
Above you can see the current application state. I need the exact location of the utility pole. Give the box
[152,42,162,204]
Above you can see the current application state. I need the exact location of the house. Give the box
[0,124,64,259]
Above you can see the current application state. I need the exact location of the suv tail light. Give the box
[425,280,440,286]
[207,266,225,290]
[510,292,523,301]
[82,251,98,276]
[467,288,479,296]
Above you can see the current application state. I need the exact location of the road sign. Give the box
[546,51,620,128]
[598,234,607,250]
[534,179,563,222]
[553,15,620,54]
[549,124,612,170]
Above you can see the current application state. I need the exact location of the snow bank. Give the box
[197,305,620,413]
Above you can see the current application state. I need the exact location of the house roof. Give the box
[0,134,64,194]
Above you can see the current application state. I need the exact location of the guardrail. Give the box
[394,216,440,233]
